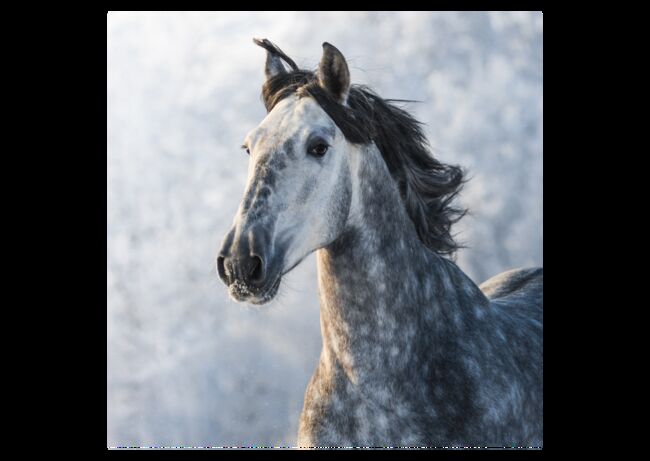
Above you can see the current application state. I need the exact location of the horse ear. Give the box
[253,38,297,79]
[262,48,287,79]
[317,42,350,104]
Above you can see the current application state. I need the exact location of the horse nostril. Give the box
[249,255,264,283]
[217,256,230,285]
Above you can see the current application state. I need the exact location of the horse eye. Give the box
[241,145,250,155]
[309,143,329,157]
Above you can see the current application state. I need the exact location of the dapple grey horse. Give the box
[217,39,542,448]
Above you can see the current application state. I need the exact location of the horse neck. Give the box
[315,143,489,384]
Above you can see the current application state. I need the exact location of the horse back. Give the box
[479,267,543,307]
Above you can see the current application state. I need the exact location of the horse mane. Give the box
[260,66,467,257]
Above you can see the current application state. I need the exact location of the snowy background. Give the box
[107,11,542,448]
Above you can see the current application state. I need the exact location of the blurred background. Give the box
[107,11,542,448]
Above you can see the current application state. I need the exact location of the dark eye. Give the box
[241,145,250,155]
[308,143,329,157]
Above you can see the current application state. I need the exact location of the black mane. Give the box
[261,69,466,257]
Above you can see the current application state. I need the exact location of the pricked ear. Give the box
[317,42,350,104]
[253,37,298,80]
[262,47,287,78]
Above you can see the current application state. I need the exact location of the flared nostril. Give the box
[249,255,265,283]
[217,256,230,285]
[219,253,265,287]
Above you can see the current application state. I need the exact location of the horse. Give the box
[216,38,543,448]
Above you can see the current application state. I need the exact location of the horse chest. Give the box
[298,366,437,447]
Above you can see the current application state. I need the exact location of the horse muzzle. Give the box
[217,225,282,304]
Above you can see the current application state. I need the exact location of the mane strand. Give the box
[253,38,299,72]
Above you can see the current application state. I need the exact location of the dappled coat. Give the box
[218,38,543,448]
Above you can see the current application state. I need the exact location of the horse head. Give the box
[217,39,356,304]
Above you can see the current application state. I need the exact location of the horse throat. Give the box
[315,144,488,384]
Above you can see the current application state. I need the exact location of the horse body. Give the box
[217,38,542,448]
[298,143,542,448]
